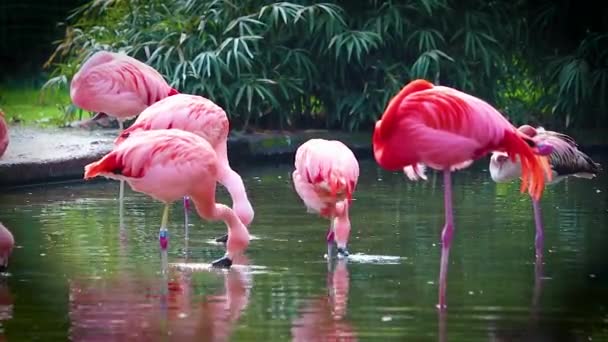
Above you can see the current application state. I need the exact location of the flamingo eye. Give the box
[121,132,130,139]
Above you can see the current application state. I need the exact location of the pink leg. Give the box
[438,169,454,310]
[183,196,190,240]
[532,199,544,259]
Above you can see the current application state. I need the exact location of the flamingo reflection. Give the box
[68,255,252,341]
[0,279,13,341]
[291,259,357,341]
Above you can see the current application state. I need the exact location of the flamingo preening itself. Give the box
[70,50,179,220]
[292,139,359,258]
[84,129,250,271]
[490,125,601,259]
[70,51,178,127]
[0,111,8,159]
[115,94,254,244]
[372,79,553,309]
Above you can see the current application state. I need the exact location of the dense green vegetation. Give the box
[41,0,608,130]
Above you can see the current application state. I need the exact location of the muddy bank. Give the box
[0,126,372,188]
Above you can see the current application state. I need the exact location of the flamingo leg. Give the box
[183,196,190,242]
[159,203,170,275]
[326,217,336,259]
[183,196,190,260]
[532,198,544,259]
[118,120,125,222]
[438,169,454,310]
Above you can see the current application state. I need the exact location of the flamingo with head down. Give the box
[84,129,249,270]
[292,139,359,258]
[115,94,254,244]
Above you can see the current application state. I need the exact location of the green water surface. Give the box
[0,156,607,341]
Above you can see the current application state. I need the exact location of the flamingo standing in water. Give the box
[489,125,601,259]
[292,139,359,258]
[84,129,250,270]
[0,223,14,272]
[115,94,254,243]
[0,111,8,158]
[372,79,553,309]
[70,50,179,220]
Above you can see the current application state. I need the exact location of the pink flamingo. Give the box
[490,125,601,259]
[84,129,250,269]
[292,139,359,258]
[115,94,254,243]
[70,50,178,128]
[372,79,553,309]
[0,223,14,272]
[70,50,179,219]
[0,111,8,158]
[291,259,357,341]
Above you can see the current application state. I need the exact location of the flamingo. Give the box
[372,79,553,309]
[83,129,250,270]
[292,139,359,258]
[115,94,254,244]
[0,223,14,272]
[489,125,601,259]
[0,111,8,158]
[70,50,179,221]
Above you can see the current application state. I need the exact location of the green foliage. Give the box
[42,0,608,130]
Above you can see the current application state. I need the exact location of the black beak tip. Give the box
[337,248,350,258]
[214,234,229,244]
[211,256,233,269]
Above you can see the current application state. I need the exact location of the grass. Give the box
[0,86,85,127]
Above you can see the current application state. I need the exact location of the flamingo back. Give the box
[373,79,551,200]
[115,94,229,148]
[71,51,177,120]
[85,129,218,203]
[0,111,8,158]
[292,139,359,217]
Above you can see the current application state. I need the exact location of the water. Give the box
[0,155,607,341]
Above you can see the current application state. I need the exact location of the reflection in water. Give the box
[0,279,12,341]
[291,259,357,341]
[68,256,252,341]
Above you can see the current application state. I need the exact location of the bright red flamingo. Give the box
[490,125,601,259]
[115,94,254,244]
[84,129,249,269]
[0,111,8,159]
[292,139,359,258]
[70,50,179,220]
[372,79,553,309]
[0,223,14,272]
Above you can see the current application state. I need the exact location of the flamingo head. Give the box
[489,151,522,183]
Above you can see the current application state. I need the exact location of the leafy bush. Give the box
[43,0,608,130]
